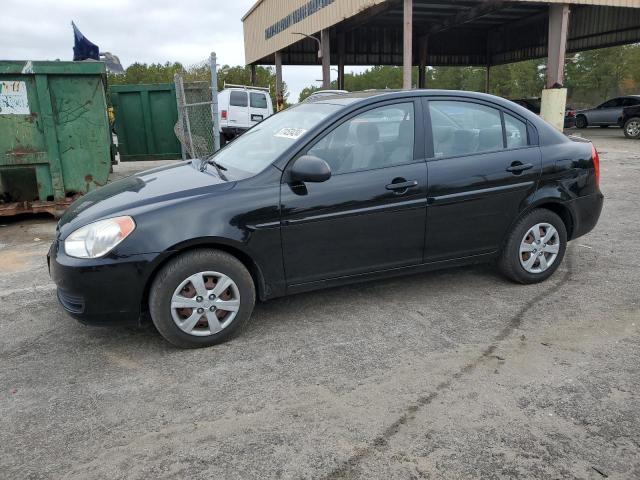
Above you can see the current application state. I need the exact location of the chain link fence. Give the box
[174,55,220,160]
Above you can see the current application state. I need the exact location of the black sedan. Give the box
[49,90,603,348]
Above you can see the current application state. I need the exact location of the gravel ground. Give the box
[1,130,638,480]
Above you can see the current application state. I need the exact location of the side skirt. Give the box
[284,252,497,297]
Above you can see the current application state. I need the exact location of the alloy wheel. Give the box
[170,271,240,336]
[519,223,560,274]
[626,120,640,138]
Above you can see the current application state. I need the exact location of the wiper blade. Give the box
[199,158,228,180]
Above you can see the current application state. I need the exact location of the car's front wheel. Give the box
[498,209,567,284]
[149,249,255,348]
[575,115,588,129]
[624,117,640,139]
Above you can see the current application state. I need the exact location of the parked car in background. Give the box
[575,95,640,129]
[511,97,576,128]
[218,83,273,145]
[49,90,603,348]
[618,104,640,139]
[304,89,349,101]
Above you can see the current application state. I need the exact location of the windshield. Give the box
[212,103,341,177]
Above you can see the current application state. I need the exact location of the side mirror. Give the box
[290,155,331,183]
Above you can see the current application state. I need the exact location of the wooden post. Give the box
[250,64,257,86]
[418,36,427,89]
[275,51,283,111]
[321,29,331,89]
[546,4,570,88]
[403,0,413,89]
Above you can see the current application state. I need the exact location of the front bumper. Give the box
[48,240,166,326]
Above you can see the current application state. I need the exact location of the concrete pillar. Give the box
[321,29,331,89]
[250,64,257,86]
[403,0,413,89]
[546,4,570,88]
[541,4,570,131]
[275,51,284,111]
[418,36,427,89]
[338,33,346,90]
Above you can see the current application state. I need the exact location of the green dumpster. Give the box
[0,60,112,217]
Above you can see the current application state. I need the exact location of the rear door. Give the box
[248,91,269,127]
[424,98,541,262]
[228,90,249,128]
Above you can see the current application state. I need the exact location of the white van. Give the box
[218,84,273,145]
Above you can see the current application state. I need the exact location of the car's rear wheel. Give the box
[624,117,640,139]
[498,209,567,284]
[149,249,255,348]
[575,115,588,129]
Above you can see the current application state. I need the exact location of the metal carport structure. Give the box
[243,0,640,127]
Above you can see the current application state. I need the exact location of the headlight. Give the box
[64,216,136,259]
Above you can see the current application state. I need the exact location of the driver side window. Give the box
[307,103,415,175]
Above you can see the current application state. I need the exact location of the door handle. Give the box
[506,162,534,173]
[386,180,418,192]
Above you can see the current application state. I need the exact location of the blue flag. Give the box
[72,21,99,61]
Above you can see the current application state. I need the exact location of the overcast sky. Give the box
[0,0,357,102]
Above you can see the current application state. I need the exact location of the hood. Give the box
[58,161,234,237]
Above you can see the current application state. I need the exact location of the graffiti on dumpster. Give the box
[0,81,30,115]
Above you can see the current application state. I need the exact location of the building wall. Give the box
[243,0,640,65]
[243,0,386,64]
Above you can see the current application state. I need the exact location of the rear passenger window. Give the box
[429,101,503,157]
[230,91,248,107]
[250,93,268,109]
[504,114,527,149]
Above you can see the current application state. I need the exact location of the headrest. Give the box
[397,121,413,142]
[433,125,454,142]
[478,126,503,150]
[356,122,379,144]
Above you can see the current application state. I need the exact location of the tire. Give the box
[498,209,567,285]
[624,117,640,139]
[220,134,227,147]
[575,115,588,129]
[149,249,255,348]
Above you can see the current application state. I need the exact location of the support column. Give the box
[321,29,331,89]
[250,64,257,86]
[485,66,490,94]
[338,33,346,90]
[403,0,413,89]
[485,32,492,94]
[546,4,570,88]
[275,51,284,112]
[541,4,570,131]
[418,36,427,89]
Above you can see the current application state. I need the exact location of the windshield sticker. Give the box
[274,127,307,140]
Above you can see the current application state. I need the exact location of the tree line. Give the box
[300,44,640,108]
[107,43,639,109]
[107,63,290,109]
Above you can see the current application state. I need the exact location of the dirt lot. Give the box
[1,129,639,479]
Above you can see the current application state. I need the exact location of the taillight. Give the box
[566,110,576,118]
[221,110,227,120]
[591,143,600,187]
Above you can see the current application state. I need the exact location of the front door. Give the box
[280,100,428,286]
[424,99,542,262]
[590,98,623,125]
